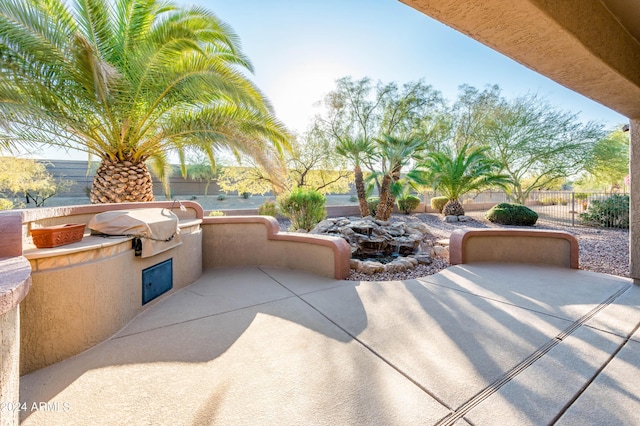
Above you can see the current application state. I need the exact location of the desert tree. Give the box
[578,128,629,191]
[482,94,605,204]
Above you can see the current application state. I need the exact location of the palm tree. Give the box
[185,155,217,196]
[410,143,508,216]
[336,135,376,217]
[0,0,290,203]
[374,134,425,221]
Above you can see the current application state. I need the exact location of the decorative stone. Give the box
[436,239,450,246]
[386,227,405,237]
[458,215,471,222]
[359,261,385,274]
[358,237,388,255]
[385,260,408,273]
[406,222,430,234]
[341,227,355,236]
[404,257,419,267]
[433,246,449,258]
[310,216,429,260]
[411,254,432,265]
[444,215,459,223]
[397,258,416,268]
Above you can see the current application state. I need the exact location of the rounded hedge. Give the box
[430,196,449,213]
[485,203,538,226]
[398,195,421,214]
[278,188,326,231]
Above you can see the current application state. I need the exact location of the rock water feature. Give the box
[310,217,435,274]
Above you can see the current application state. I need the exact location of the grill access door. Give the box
[142,258,173,305]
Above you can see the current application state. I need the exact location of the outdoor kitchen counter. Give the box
[19,218,203,375]
[23,219,201,271]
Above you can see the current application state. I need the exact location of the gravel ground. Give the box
[341,213,630,282]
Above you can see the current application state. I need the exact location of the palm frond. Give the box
[0,0,289,177]
[414,143,509,199]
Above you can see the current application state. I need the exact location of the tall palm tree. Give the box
[336,135,376,217]
[374,134,424,221]
[410,143,509,215]
[0,0,290,203]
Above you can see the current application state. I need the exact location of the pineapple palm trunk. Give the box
[90,159,155,204]
[443,199,465,216]
[376,164,402,221]
[354,165,369,217]
[376,174,395,221]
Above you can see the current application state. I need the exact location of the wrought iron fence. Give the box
[423,190,630,228]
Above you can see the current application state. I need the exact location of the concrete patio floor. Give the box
[19,264,640,425]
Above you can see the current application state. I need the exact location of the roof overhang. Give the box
[400,0,640,119]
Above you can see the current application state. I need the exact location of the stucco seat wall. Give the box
[449,229,579,269]
[202,216,351,279]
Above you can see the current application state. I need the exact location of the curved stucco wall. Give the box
[0,209,32,426]
[20,228,202,375]
[449,229,579,268]
[16,202,205,375]
[1,202,352,383]
[202,216,351,279]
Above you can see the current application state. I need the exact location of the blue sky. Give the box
[42,0,627,160]
[190,0,627,133]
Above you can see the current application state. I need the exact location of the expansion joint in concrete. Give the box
[435,283,632,426]
[258,267,456,415]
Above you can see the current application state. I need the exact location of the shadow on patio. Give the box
[19,263,640,425]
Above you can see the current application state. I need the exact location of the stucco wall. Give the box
[0,211,31,426]
[20,229,202,375]
[1,307,20,426]
[1,201,351,386]
[15,202,205,375]
[449,229,579,268]
[202,216,351,279]
[630,119,640,281]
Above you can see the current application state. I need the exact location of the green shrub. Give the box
[397,195,421,214]
[217,193,226,201]
[539,196,568,206]
[430,196,449,213]
[366,197,380,216]
[240,192,251,199]
[278,188,326,231]
[0,198,13,211]
[485,203,538,226]
[349,195,358,203]
[208,210,225,217]
[539,197,556,205]
[258,199,278,217]
[580,194,629,228]
[574,192,589,201]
